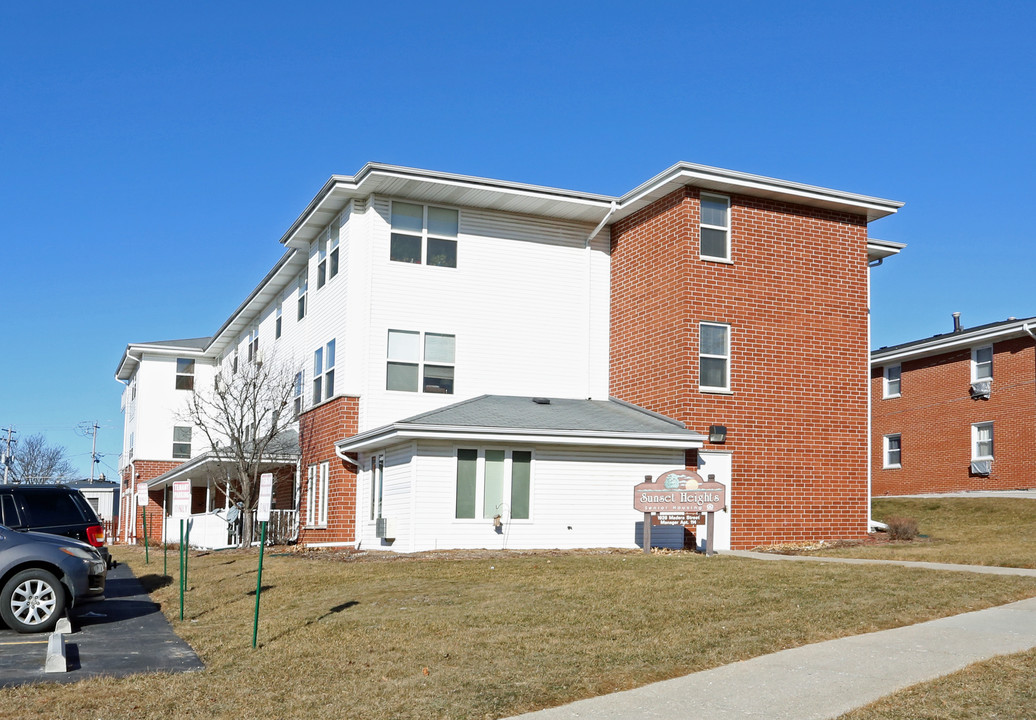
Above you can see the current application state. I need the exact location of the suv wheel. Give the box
[1,568,66,633]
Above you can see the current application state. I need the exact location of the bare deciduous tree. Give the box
[9,433,76,485]
[183,356,299,547]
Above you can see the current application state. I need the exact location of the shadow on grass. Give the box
[262,600,360,644]
[137,574,175,593]
[247,585,276,597]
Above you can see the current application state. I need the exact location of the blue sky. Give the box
[1,1,1033,477]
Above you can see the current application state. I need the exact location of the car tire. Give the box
[0,568,66,633]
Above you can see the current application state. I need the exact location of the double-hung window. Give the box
[275,302,282,339]
[316,222,340,288]
[247,326,259,363]
[312,340,335,405]
[306,462,329,527]
[972,422,994,460]
[699,322,731,392]
[369,455,384,521]
[455,449,532,520]
[883,434,902,468]
[297,271,308,320]
[293,371,303,419]
[172,426,192,459]
[700,194,731,261]
[390,202,458,267]
[972,346,993,382]
[175,358,195,390]
[386,330,455,394]
[883,365,901,398]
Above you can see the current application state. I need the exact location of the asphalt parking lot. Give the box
[0,561,203,687]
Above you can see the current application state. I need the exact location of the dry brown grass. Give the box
[2,545,1036,719]
[838,647,1036,719]
[811,498,1036,568]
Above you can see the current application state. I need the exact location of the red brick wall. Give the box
[119,460,182,543]
[872,337,1036,495]
[298,396,359,545]
[610,186,871,548]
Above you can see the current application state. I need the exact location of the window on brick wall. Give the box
[971,346,993,382]
[699,322,731,392]
[455,448,532,520]
[172,426,192,459]
[175,358,195,390]
[390,202,458,267]
[883,365,901,398]
[700,194,730,261]
[972,422,994,460]
[883,434,902,468]
[386,330,455,394]
[312,339,336,405]
[306,461,329,527]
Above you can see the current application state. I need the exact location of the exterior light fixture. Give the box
[708,425,727,443]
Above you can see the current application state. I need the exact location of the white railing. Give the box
[160,509,299,549]
[252,510,299,546]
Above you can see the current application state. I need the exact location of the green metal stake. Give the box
[179,519,185,621]
[184,520,190,590]
[252,520,268,649]
[142,506,149,564]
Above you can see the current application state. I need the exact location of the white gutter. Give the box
[1024,322,1036,341]
[334,446,360,466]
[873,320,1036,365]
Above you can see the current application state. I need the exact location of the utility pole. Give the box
[90,422,99,482]
[2,427,15,484]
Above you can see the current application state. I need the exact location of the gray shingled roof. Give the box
[397,395,692,435]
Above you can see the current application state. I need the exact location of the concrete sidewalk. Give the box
[510,555,1036,720]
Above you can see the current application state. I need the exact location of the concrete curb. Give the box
[723,550,1036,577]
[45,632,66,673]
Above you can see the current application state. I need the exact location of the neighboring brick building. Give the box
[871,314,1036,495]
[116,161,904,551]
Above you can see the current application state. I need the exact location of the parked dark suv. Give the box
[0,485,112,568]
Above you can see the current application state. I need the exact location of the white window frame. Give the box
[172,426,192,460]
[306,461,329,528]
[699,322,731,393]
[883,364,901,398]
[312,339,336,405]
[453,448,534,522]
[386,330,456,394]
[972,422,994,461]
[699,193,731,262]
[275,302,282,339]
[389,201,459,268]
[971,345,993,382]
[368,454,384,522]
[247,325,259,363]
[175,358,195,390]
[297,270,308,320]
[292,370,303,419]
[883,434,902,469]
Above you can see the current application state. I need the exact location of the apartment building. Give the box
[871,314,1036,495]
[116,161,903,551]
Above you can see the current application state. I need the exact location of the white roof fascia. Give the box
[616,162,904,223]
[278,163,616,251]
[116,343,210,380]
[872,324,1035,365]
[867,239,907,261]
[336,424,705,454]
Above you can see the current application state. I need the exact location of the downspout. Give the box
[867,259,887,532]
[334,445,361,466]
[586,201,618,399]
[1024,322,1036,341]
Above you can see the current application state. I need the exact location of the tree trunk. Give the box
[241,507,254,548]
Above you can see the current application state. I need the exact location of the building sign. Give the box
[257,473,273,523]
[634,469,726,514]
[136,485,149,507]
[172,480,192,519]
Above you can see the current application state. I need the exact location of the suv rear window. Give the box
[1,494,17,525]
[21,492,83,526]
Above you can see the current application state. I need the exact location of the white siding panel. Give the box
[408,441,684,552]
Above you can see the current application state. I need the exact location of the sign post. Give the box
[634,469,726,556]
[252,473,273,648]
[136,486,150,564]
[171,480,191,621]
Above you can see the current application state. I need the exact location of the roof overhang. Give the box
[144,451,298,490]
[613,162,904,224]
[867,238,906,262]
[873,319,1036,365]
[115,341,211,381]
[336,423,705,454]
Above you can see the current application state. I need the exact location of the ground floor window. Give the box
[883,434,901,468]
[455,448,532,520]
[972,422,994,460]
[306,462,329,527]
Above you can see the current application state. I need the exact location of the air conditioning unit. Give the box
[970,460,992,476]
[970,381,992,399]
[375,517,393,539]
